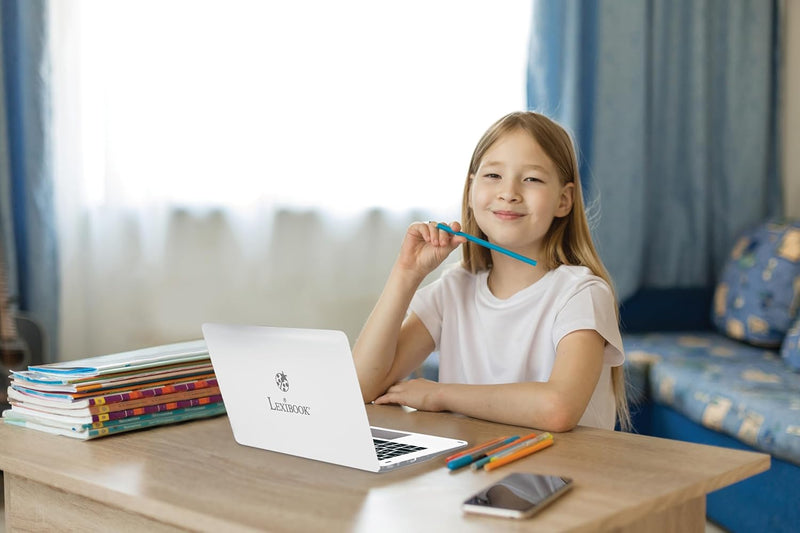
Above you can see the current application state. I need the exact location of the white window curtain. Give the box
[49,0,531,360]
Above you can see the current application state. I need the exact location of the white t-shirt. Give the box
[409,264,625,430]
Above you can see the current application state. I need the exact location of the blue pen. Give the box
[436,223,537,267]
[446,436,520,470]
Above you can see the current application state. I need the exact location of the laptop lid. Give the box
[202,323,466,472]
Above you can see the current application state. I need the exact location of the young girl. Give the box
[353,111,629,432]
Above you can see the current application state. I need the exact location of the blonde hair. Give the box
[460,111,630,431]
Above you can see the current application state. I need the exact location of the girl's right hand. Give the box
[396,221,466,278]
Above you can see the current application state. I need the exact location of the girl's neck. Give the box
[486,252,549,299]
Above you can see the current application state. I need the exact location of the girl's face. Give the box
[469,128,574,257]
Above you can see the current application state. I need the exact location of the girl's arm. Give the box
[353,221,465,402]
[374,329,606,432]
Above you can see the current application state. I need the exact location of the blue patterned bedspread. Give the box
[624,331,800,466]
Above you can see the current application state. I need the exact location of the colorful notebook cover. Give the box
[26,339,209,377]
[11,364,214,393]
[8,378,218,408]
[3,402,226,440]
[10,394,224,424]
[2,339,226,440]
[10,386,221,415]
[3,402,224,431]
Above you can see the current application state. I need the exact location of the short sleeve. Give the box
[552,281,625,366]
[409,279,444,350]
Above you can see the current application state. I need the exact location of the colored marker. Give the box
[470,432,542,470]
[445,436,509,463]
[489,432,552,460]
[446,436,520,470]
[436,223,537,267]
[484,435,554,472]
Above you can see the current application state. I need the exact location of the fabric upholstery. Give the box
[625,331,800,466]
[712,220,800,347]
[781,316,800,371]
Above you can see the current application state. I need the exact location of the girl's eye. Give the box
[484,173,501,179]
[524,177,543,183]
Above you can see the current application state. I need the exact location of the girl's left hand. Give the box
[373,378,445,412]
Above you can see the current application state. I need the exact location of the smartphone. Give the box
[462,472,573,519]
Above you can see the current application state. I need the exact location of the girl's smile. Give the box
[492,210,525,220]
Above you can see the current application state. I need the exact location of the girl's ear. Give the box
[467,174,475,210]
[555,182,574,217]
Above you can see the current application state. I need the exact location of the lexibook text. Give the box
[267,397,311,415]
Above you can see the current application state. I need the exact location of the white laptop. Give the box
[202,323,467,472]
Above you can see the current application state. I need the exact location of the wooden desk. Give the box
[0,405,768,532]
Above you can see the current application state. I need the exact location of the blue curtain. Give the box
[528,0,783,301]
[0,0,57,363]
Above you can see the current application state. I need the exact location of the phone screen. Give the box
[462,472,573,519]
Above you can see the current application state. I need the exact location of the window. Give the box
[53,0,531,213]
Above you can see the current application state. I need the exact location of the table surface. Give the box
[0,405,769,532]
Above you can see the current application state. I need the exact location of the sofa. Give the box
[620,219,800,533]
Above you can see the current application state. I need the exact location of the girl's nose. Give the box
[497,182,521,202]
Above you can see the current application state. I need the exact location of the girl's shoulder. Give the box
[553,264,594,280]
[550,265,613,293]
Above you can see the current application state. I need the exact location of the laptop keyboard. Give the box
[373,438,427,460]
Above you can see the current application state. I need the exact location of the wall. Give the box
[784,0,800,217]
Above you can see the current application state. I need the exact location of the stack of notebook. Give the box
[1,340,226,439]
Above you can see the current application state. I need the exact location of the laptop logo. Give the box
[275,371,290,392]
[267,371,311,416]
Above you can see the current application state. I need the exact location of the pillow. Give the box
[712,219,800,347]
[781,316,800,371]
